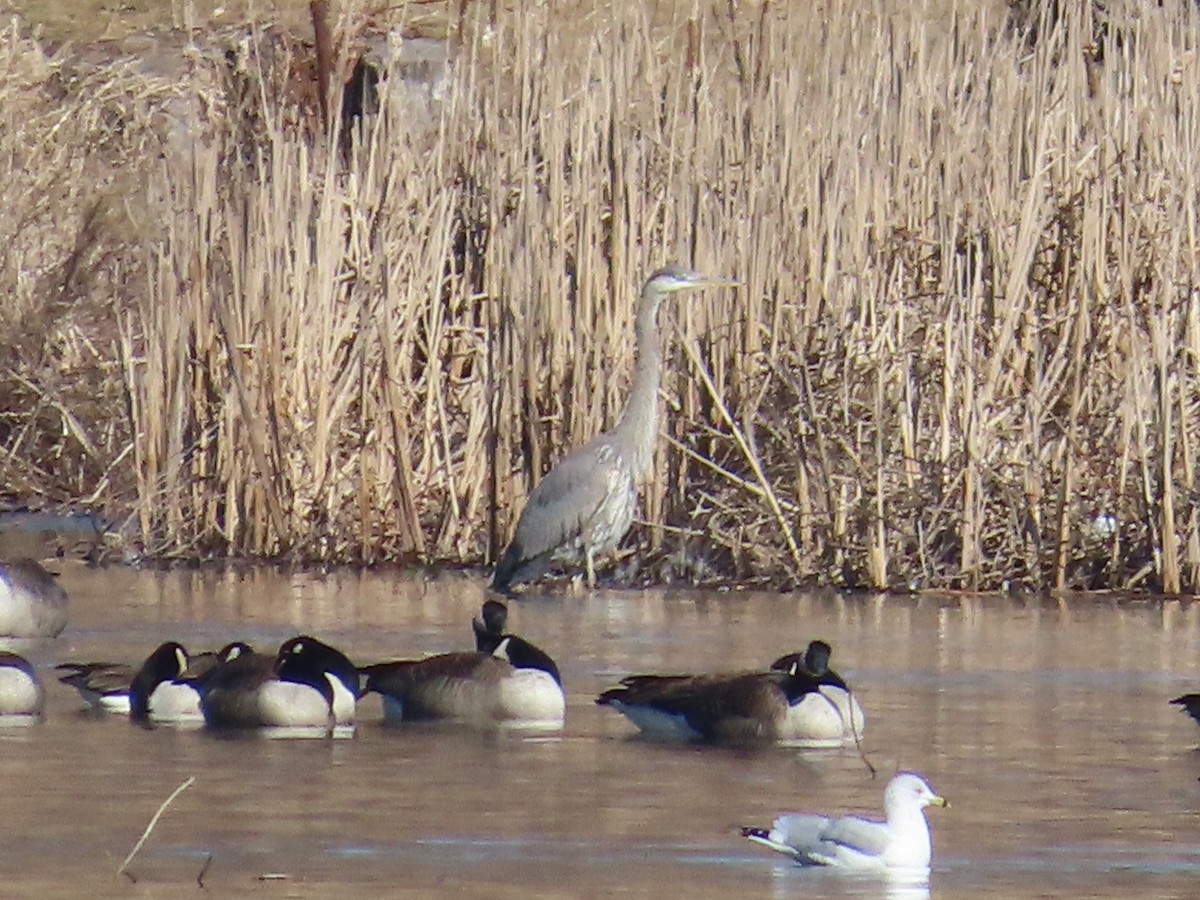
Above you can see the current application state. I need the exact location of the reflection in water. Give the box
[0,568,1198,897]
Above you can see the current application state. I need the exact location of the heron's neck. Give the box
[612,291,664,478]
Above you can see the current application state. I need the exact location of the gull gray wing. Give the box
[810,813,892,860]
[768,812,833,857]
[768,811,891,865]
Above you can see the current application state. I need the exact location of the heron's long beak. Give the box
[697,275,739,288]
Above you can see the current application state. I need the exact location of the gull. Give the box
[741,773,947,870]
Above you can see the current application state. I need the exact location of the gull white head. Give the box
[885,773,947,818]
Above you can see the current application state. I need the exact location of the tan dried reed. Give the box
[4,2,1200,591]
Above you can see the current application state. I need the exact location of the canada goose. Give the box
[769,640,866,738]
[0,652,45,719]
[595,661,844,745]
[129,641,253,724]
[56,660,136,714]
[57,641,251,718]
[361,602,564,727]
[0,559,68,639]
[741,772,947,870]
[199,635,358,730]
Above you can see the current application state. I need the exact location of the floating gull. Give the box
[741,772,947,870]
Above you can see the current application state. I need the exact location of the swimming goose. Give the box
[595,659,843,745]
[199,636,358,730]
[741,772,947,870]
[0,652,45,719]
[769,640,866,738]
[56,659,137,713]
[361,602,564,727]
[0,559,68,639]
[129,641,252,724]
[57,641,251,718]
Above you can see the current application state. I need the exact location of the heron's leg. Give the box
[585,548,596,589]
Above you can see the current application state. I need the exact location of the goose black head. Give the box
[473,600,509,652]
[803,640,832,675]
[129,642,189,719]
[217,641,253,664]
[772,640,849,692]
[275,635,360,699]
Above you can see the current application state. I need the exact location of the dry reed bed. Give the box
[3,1,1200,591]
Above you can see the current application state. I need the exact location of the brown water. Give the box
[3,567,1200,898]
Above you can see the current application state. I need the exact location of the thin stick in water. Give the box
[117,775,196,879]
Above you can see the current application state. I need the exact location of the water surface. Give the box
[4,567,1200,897]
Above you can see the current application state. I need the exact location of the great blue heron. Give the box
[491,264,736,591]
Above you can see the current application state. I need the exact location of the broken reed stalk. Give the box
[680,336,804,578]
[117,775,196,879]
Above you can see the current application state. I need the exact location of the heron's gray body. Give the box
[493,265,734,590]
[495,441,637,587]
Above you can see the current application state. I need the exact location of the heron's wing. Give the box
[509,441,624,560]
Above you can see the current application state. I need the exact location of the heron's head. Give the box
[645,264,738,295]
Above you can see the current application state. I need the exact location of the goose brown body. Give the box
[362,603,564,727]
[596,664,844,745]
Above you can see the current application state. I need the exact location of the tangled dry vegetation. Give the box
[2,0,1200,593]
